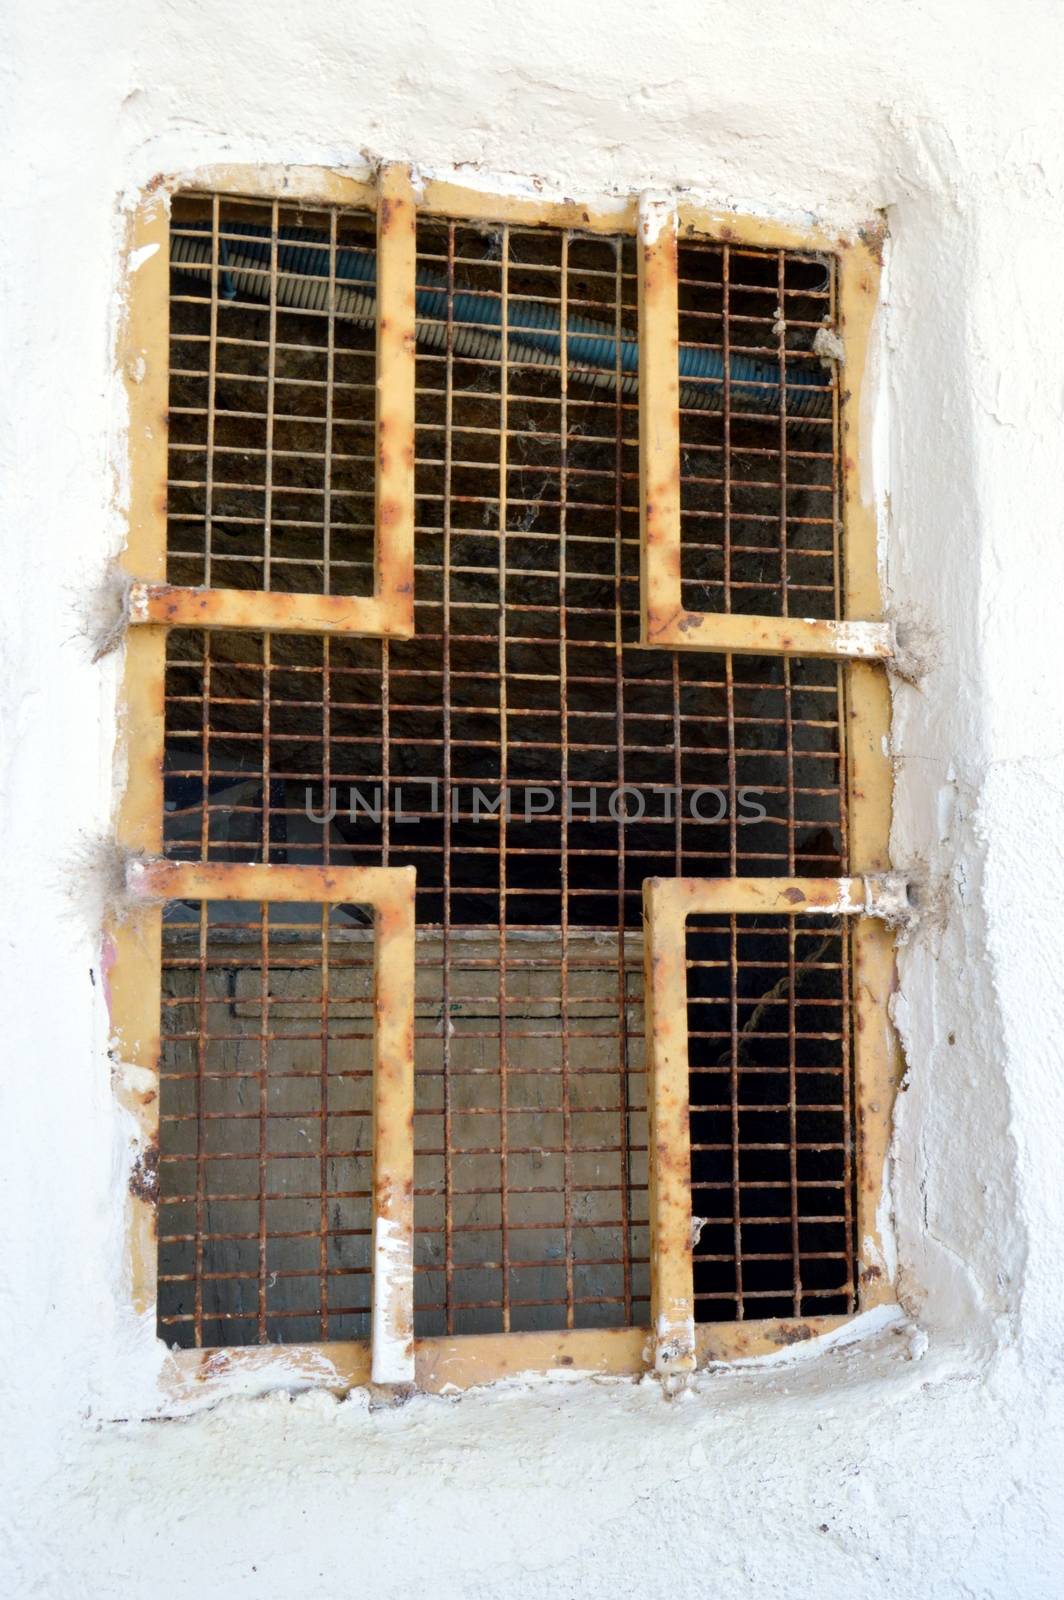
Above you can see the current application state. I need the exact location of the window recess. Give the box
[112,167,899,1396]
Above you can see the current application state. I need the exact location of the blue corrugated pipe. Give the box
[171,222,832,419]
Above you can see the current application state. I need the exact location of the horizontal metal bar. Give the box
[127,858,415,904]
[643,874,910,920]
[163,1313,865,1403]
[128,582,414,639]
[640,612,895,661]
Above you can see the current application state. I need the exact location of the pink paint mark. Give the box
[100,931,118,1021]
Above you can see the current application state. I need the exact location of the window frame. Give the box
[111,164,898,1400]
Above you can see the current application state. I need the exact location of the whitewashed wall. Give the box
[3,1,1063,1594]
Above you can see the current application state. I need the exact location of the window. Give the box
[112,165,899,1394]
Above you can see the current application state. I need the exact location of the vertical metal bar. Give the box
[638,194,681,644]
[371,164,417,1366]
[723,246,738,877]
[375,162,417,626]
[195,898,208,1345]
[264,198,279,595]
[204,194,220,587]
[258,900,269,1342]
[319,901,331,1339]
[722,242,732,615]
[381,635,391,866]
[558,231,574,1327]
[840,918,855,1313]
[729,911,744,1318]
[323,206,338,601]
[838,243,896,1307]
[611,236,633,1324]
[777,266,797,885]
[670,656,682,876]
[442,220,456,1335]
[257,214,278,1348]
[776,251,790,620]
[195,633,212,1345]
[112,195,167,1321]
[787,919,801,1316]
[830,254,850,871]
[642,878,696,1381]
[497,223,512,1333]
[370,872,417,1385]
[319,211,337,1339]
[720,238,742,1280]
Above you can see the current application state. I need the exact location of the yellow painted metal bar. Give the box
[643,874,906,919]
[836,236,900,1304]
[642,611,894,661]
[638,193,682,652]
[126,858,412,905]
[163,1313,853,1403]
[642,876,696,1381]
[374,162,417,640]
[111,195,169,1317]
[370,868,417,1385]
[128,582,411,638]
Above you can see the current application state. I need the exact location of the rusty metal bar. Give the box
[369,865,417,1385]
[638,193,681,654]
[643,875,696,1382]
[643,875,907,921]
[162,1313,856,1405]
[497,221,512,1334]
[837,241,900,1305]
[374,162,417,640]
[111,195,169,1321]
[640,609,894,661]
[128,583,412,638]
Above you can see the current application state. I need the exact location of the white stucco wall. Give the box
[3,0,1064,1593]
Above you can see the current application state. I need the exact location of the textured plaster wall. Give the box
[2,1,1064,1594]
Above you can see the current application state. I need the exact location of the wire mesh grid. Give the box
[158,196,851,1346]
[676,237,841,620]
[686,912,855,1321]
[167,194,378,594]
[158,901,376,1347]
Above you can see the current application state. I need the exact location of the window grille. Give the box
[112,168,899,1392]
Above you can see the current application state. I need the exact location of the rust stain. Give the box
[773,1323,814,1346]
[129,1142,159,1205]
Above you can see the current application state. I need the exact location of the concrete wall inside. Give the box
[3,1,1064,1594]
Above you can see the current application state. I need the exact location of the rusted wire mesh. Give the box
[677,237,840,620]
[158,901,375,1348]
[158,195,850,1346]
[686,912,854,1321]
